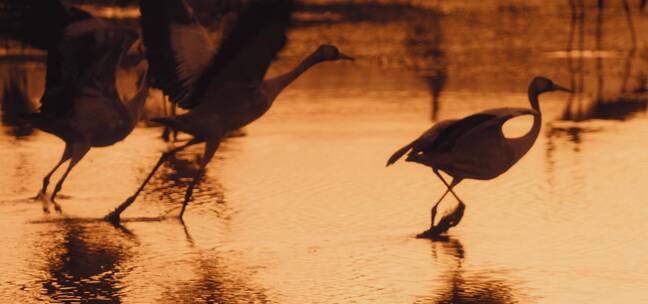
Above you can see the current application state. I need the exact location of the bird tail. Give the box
[386,141,415,167]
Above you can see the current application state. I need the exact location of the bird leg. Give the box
[416,171,465,238]
[50,144,90,211]
[106,138,202,223]
[179,138,221,219]
[39,144,72,196]
[171,102,178,142]
[38,144,72,212]
[431,189,450,227]
[433,170,463,203]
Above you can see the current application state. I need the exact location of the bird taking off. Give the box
[0,0,149,212]
[386,76,571,238]
[106,0,355,223]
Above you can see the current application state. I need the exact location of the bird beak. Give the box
[552,83,572,93]
[339,53,355,61]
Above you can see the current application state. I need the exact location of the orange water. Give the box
[1,1,648,303]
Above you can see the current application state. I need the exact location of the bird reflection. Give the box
[562,0,647,122]
[139,146,231,220]
[562,0,585,121]
[159,220,269,303]
[403,6,446,122]
[416,238,519,304]
[1,67,35,137]
[39,221,134,302]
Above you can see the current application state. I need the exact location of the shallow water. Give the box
[2,1,648,303]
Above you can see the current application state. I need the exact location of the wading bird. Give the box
[386,77,571,236]
[107,0,354,222]
[1,0,148,211]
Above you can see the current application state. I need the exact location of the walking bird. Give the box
[107,0,354,222]
[386,77,570,236]
[1,0,149,211]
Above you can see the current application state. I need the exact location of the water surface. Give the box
[1,1,648,303]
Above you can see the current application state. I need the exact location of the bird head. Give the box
[316,44,355,62]
[530,76,572,94]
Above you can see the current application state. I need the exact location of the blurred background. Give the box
[1,1,648,303]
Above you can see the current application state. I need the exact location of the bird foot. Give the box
[105,196,136,224]
[33,191,44,201]
[417,202,466,239]
[52,201,63,213]
[105,210,122,225]
[36,192,51,213]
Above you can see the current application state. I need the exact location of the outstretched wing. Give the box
[0,0,91,49]
[182,0,294,109]
[139,0,216,104]
[0,0,97,117]
[2,0,138,116]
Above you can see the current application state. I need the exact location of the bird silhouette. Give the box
[1,0,149,211]
[387,77,570,236]
[107,0,354,222]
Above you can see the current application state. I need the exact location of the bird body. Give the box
[26,30,146,148]
[108,0,355,222]
[401,107,538,180]
[29,81,145,146]
[387,77,570,236]
[2,0,148,209]
[156,46,341,137]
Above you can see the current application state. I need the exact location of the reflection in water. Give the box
[1,67,34,137]
[403,6,446,121]
[141,146,230,219]
[39,221,134,302]
[158,225,269,303]
[561,0,647,122]
[563,0,585,121]
[296,2,430,27]
[416,238,520,304]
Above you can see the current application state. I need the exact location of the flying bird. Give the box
[387,76,571,236]
[107,0,354,222]
[1,0,149,212]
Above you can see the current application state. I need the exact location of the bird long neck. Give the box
[125,71,149,124]
[510,87,543,160]
[262,51,322,103]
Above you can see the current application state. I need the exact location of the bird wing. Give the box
[76,28,140,98]
[180,0,294,109]
[2,0,139,116]
[0,0,99,117]
[386,119,457,166]
[475,107,538,119]
[412,113,497,154]
[457,107,538,141]
[139,0,217,104]
[0,0,91,50]
[451,107,538,157]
